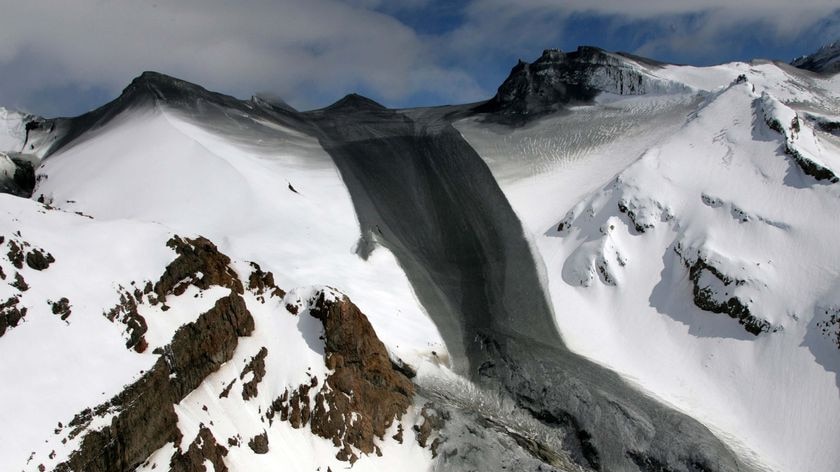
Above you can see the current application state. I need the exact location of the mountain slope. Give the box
[457,50,840,472]
[1,45,839,472]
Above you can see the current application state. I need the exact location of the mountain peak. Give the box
[323,93,386,113]
[791,40,840,74]
[477,45,677,122]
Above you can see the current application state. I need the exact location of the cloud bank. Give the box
[0,0,837,116]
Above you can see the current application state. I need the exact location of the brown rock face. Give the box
[248,432,269,454]
[268,291,415,463]
[25,248,55,271]
[240,347,268,401]
[103,291,149,353]
[247,262,285,301]
[170,425,229,472]
[55,293,254,472]
[0,295,27,337]
[155,236,244,300]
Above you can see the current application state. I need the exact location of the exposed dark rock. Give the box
[166,294,254,399]
[676,248,772,336]
[240,347,268,401]
[268,291,414,463]
[285,303,299,315]
[414,403,447,458]
[247,262,285,302]
[55,293,254,472]
[247,431,269,454]
[765,115,839,183]
[475,46,677,122]
[817,307,840,349]
[50,297,72,321]
[791,41,840,74]
[0,295,27,337]
[0,158,36,197]
[219,380,236,399]
[170,425,229,472]
[155,236,243,301]
[11,272,28,291]
[618,200,650,233]
[392,423,404,444]
[7,240,25,269]
[104,290,149,353]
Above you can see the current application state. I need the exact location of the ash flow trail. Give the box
[306,96,754,472]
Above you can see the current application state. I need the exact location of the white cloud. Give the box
[0,0,485,114]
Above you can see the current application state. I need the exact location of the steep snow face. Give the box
[33,103,445,369]
[0,107,28,153]
[458,62,840,472]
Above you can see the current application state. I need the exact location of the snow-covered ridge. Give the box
[478,46,691,119]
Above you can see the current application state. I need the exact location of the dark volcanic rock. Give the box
[25,248,55,271]
[791,41,840,74]
[0,295,27,337]
[675,245,772,336]
[50,297,72,321]
[475,46,680,121]
[0,157,36,197]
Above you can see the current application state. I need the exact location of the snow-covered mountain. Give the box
[792,40,840,74]
[1,44,839,472]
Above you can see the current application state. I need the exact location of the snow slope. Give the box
[458,59,840,472]
[33,103,445,368]
[0,194,438,472]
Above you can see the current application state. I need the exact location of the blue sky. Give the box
[0,0,837,117]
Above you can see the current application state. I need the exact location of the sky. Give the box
[0,0,838,117]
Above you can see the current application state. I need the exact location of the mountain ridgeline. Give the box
[2,43,839,472]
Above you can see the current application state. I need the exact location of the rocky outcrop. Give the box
[55,292,253,472]
[170,426,229,472]
[791,41,840,74]
[476,46,685,121]
[0,295,27,337]
[267,291,415,464]
[247,432,269,455]
[817,306,840,349]
[675,245,772,336]
[247,262,285,302]
[240,347,268,401]
[155,236,243,301]
[49,297,72,321]
[103,290,149,353]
